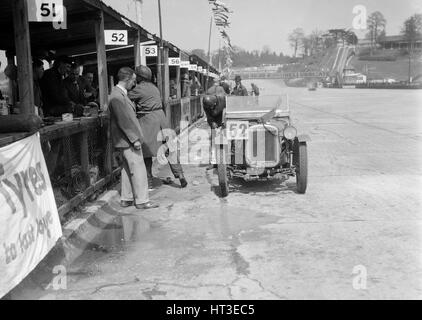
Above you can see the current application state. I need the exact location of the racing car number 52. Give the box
[227,121,249,140]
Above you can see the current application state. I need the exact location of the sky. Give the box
[1,0,421,71]
[104,0,422,55]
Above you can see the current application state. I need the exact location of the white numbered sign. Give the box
[227,121,249,140]
[105,30,128,45]
[180,61,190,69]
[189,64,198,71]
[143,45,158,57]
[27,0,64,22]
[168,57,181,66]
[198,66,203,72]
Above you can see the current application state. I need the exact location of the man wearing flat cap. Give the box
[40,55,76,117]
[231,75,248,96]
[128,65,187,190]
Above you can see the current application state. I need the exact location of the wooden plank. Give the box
[80,131,89,175]
[0,132,30,147]
[157,44,163,99]
[134,29,141,66]
[176,65,181,99]
[11,0,34,114]
[163,45,170,117]
[95,11,112,175]
[40,119,98,142]
[57,167,121,218]
[95,11,109,111]
[6,51,17,107]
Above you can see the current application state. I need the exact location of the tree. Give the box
[288,28,305,57]
[309,29,323,55]
[366,11,387,53]
[345,29,358,45]
[190,49,207,61]
[402,13,422,44]
[402,13,422,82]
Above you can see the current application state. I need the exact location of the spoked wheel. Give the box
[216,144,229,197]
[294,140,308,194]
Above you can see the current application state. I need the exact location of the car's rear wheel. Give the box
[216,144,229,197]
[295,141,308,194]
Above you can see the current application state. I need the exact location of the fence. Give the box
[169,95,203,133]
[38,115,118,221]
[0,96,204,222]
[49,95,203,221]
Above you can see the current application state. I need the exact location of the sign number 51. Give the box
[28,0,64,22]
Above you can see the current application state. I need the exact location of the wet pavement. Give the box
[9,81,422,299]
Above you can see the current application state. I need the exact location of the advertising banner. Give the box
[0,134,62,297]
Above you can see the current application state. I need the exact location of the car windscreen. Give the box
[225,95,289,115]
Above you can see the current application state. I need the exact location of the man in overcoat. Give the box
[128,65,187,190]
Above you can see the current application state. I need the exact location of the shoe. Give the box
[120,200,133,208]
[179,177,188,188]
[135,201,159,210]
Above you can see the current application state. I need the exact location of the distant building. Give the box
[343,67,367,84]
[378,35,422,50]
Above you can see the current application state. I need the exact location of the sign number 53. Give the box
[227,121,249,140]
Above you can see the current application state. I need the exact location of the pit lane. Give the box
[10,80,422,299]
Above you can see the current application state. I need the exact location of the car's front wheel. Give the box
[216,144,229,197]
[294,141,308,194]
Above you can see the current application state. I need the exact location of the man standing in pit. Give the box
[231,75,248,96]
[109,67,159,210]
[128,65,188,190]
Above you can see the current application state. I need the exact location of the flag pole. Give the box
[206,15,213,91]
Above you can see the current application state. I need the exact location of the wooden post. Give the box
[12,0,34,114]
[80,131,89,174]
[134,29,141,67]
[176,65,181,99]
[157,49,163,97]
[95,11,109,110]
[162,45,170,116]
[5,51,17,106]
[94,11,111,175]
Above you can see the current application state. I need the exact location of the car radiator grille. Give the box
[245,125,280,167]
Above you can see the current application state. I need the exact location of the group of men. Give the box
[33,55,98,117]
[109,66,188,211]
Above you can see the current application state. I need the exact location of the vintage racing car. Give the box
[208,95,310,197]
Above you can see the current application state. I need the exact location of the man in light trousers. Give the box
[108,67,159,210]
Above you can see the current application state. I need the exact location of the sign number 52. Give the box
[227,121,249,140]
[105,30,128,45]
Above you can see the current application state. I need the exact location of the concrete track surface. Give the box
[12,80,422,299]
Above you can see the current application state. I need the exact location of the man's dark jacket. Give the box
[40,68,73,116]
[64,78,86,106]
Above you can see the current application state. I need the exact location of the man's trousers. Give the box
[120,147,149,205]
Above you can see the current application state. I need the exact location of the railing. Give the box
[231,71,328,80]
[169,95,203,133]
[0,95,205,222]
[39,115,118,221]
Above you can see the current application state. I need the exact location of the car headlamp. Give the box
[274,109,285,117]
[283,126,297,140]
